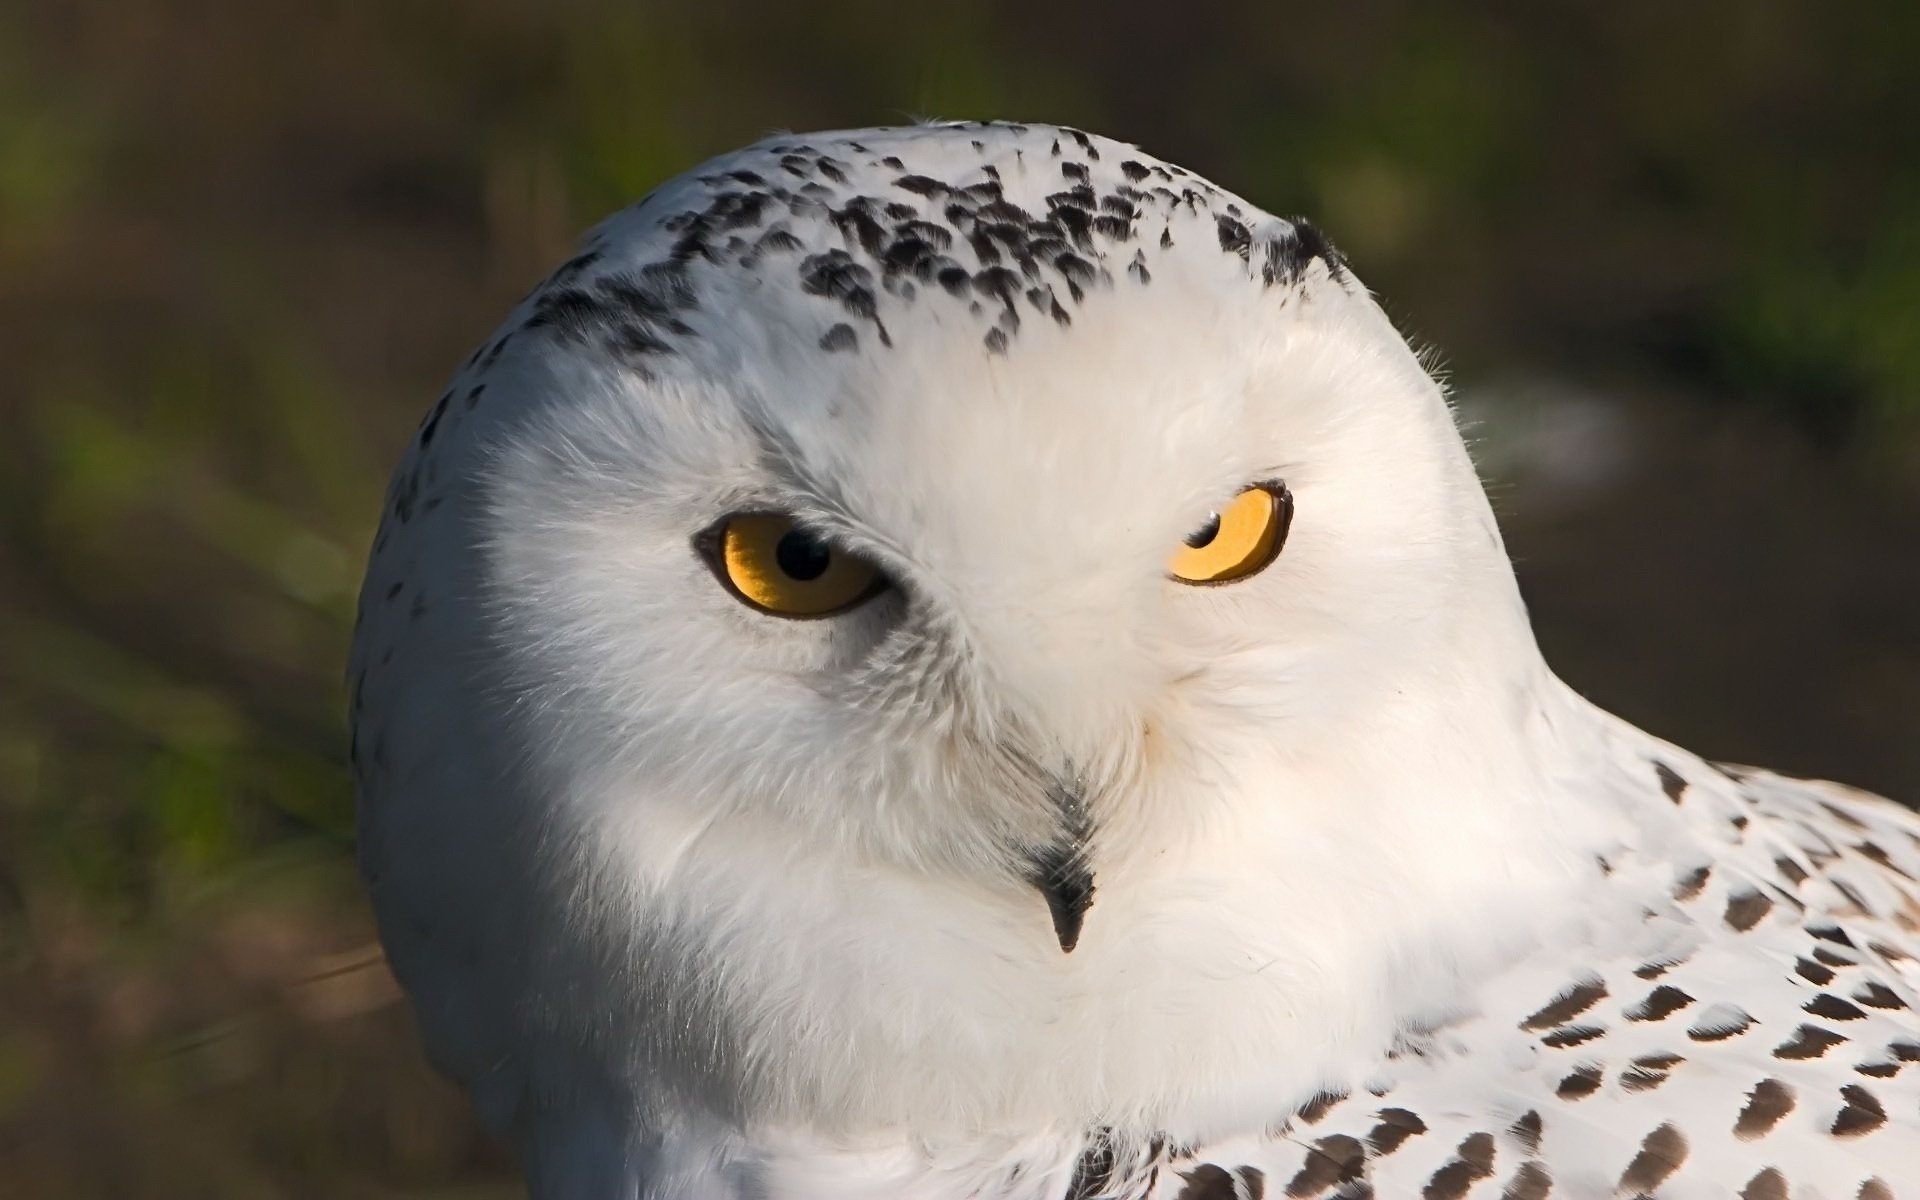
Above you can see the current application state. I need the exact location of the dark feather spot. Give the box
[1735,1078,1796,1138]
[1804,993,1868,1021]
[1215,215,1251,260]
[1687,1005,1754,1041]
[1673,865,1711,901]
[1853,982,1906,1009]
[1555,1064,1603,1099]
[1507,1111,1541,1154]
[1831,1083,1886,1137]
[1625,985,1694,1022]
[1283,1134,1364,1198]
[1774,1023,1848,1059]
[1521,980,1608,1031]
[818,324,857,352]
[1726,889,1774,931]
[1797,956,1838,985]
[1366,1108,1427,1155]
[1540,1024,1605,1048]
[1739,1166,1788,1200]
[1653,761,1688,802]
[1294,1090,1347,1125]
[1174,1164,1235,1200]
[1616,1123,1686,1193]
[1064,1136,1117,1200]
[1620,1053,1683,1091]
[1500,1162,1552,1200]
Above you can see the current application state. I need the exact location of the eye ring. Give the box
[1167,481,1293,586]
[694,512,890,619]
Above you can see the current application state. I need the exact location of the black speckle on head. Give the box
[1047,184,1097,212]
[1216,214,1251,260]
[1120,159,1151,183]
[893,218,954,250]
[1654,761,1688,803]
[819,323,858,352]
[894,173,947,197]
[957,179,1003,205]
[972,265,1023,312]
[984,326,1009,354]
[935,265,973,297]
[1061,161,1090,182]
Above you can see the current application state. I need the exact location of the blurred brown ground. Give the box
[0,2,1915,1195]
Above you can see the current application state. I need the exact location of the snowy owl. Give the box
[349,122,1920,1199]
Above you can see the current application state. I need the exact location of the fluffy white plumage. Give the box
[349,122,1920,1199]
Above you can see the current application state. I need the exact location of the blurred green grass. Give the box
[1,2,1916,1195]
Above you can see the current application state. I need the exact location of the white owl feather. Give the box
[348,122,1920,1199]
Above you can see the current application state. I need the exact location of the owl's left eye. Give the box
[1168,482,1293,585]
[699,513,888,618]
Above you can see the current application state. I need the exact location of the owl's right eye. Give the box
[697,513,888,618]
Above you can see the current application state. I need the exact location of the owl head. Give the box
[350,123,1579,1164]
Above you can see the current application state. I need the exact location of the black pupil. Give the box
[1185,513,1222,549]
[775,529,832,581]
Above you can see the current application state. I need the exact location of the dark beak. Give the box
[1026,774,1096,953]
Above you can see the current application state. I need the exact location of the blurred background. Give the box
[2,1,1917,1195]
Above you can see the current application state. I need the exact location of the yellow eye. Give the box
[703,513,886,618]
[1168,482,1293,585]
